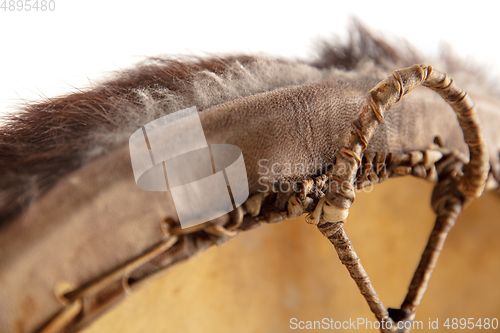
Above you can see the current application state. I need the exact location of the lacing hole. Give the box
[54,281,75,306]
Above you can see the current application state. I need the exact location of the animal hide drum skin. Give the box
[1,23,499,333]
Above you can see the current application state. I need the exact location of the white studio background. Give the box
[1,0,500,117]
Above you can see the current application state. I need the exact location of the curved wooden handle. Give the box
[327,64,489,213]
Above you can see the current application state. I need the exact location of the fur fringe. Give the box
[0,21,492,227]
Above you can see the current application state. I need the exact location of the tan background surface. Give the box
[83,177,500,332]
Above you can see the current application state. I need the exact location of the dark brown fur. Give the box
[0,56,257,225]
[0,22,487,227]
[312,20,420,70]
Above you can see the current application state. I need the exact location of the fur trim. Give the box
[0,22,493,227]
